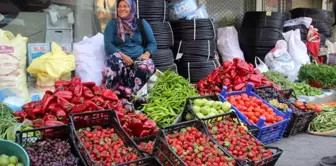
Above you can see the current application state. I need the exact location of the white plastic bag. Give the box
[254,57,269,73]
[0,29,29,101]
[284,17,312,29]
[73,33,105,85]
[265,40,296,80]
[217,26,244,61]
[283,29,310,68]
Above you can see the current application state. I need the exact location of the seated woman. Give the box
[103,0,157,93]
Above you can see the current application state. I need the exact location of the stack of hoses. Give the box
[136,0,167,22]
[290,8,333,47]
[137,0,176,72]
[170,18,218,83]
[239,11,285,65]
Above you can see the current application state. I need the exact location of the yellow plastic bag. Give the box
[27,42,75,91]
[0,29,29,101]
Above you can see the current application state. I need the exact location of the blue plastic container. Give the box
[218,83,292,144]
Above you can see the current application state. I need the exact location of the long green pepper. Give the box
[143,71,198,126]
[310,111,336,132]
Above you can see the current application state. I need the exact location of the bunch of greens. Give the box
[264,71,323,97]
[298,64,336,88]
[0,102,19,140]
[143,71,198,126]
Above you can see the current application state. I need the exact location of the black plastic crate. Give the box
[117,157,162,166]
[69,110,145,166]
[253,86,316,137]
[16,125,86,166]
[154,120,238,166]
[202,112,283,166]
[181,95,232,121]
[133,134,157,155]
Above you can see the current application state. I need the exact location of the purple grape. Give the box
[117,85,125,91]
[124,87,132,95]
[124,103,135,112]
[114,90,121,96]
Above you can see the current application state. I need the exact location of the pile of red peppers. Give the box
[196,58,279,95]
[120,112,159,138]
[14,77,124,128]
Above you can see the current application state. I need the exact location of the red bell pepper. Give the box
[140,130,150,137]
[122,124,132,136]
[45,90,54,96]
[249,74,262,84]
[70,77,81,85]
[223,61,233,73]
[57,97,74,112]
[55,80,70,89]
[33,119,44,128]
[84,100,98,110]
[92,96,105,106]
[73,84,83,97]
[129,118,143,137]
[233,76,244,85]
[41,94,54,114]
[92,86,102,96]
[43,113,57,121]
[101,89,118,101]
[55,109,67,120]
[230,70,237,78]
[82,82,96,88]
[44,120,65,127]
[22,101,40,111]
[72,104,87,113]
[54,91,73,101]
[32,105,42,115]
[83,86,94,99]
[143,119,156,130]
[71,96,85,104]
[234,83,246,91]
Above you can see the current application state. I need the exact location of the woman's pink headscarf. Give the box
[117,0,137,42]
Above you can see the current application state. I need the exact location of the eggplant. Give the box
[124,103,135,112]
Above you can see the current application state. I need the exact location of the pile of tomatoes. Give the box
[207,117,274,162]
[77,126,140,166]
[226,94,284,126]
[166,127,236,165]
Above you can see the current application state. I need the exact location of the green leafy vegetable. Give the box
[298,64,336,88]
[143,71,198,126]
[0,103,19,140]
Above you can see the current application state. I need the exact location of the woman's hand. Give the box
[138,51,151,60]
[120,52,133,66]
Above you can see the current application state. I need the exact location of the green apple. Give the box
[217,109,225,114]
[214,101,223,109]
[221,102,232,112]
[193,99,204,107]
[207,112,217,117]
[205,100,214,107]
[201,106,210,115]
[210,108,218,114]
[196,112,205,118]
[193,105,201,113]
[186,113,193,120]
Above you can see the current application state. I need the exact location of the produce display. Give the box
[138,140,154,153]
[309,111,336,132]
[226,94,284,126]
[0,103,19,140]
[77,126,140,165]
[15,77,124,128]
[186,98,233,119]
[120,112,158,138]
[207,117,273,162]
[263,71,323,96]
[294,100,322,113]
[25,139,78,166]
[196,58,278,95]
[0,154,24,166]
[143,71,198,126]
[298,64,336,88]
[114,85,149,111]
[166,127,236,165]
[253,88,295,112]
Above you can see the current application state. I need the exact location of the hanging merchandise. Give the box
[0,29,29,101]
[177,60,220,83]
[173,40,216,62]
[239,11,285,64]
[168,0,198,20]
[255,56,269,73]
[137,0,167,21]
[264,40,296,80]
[27,42,75,91]
[149,21,174,49]
[283,29,310,70]
[170,19,216,40]
[217,26,244,61]
[73,33,105,85]
[306,25,321,62]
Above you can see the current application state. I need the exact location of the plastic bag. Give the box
[264,40,296,80]
[284,17,312,29]
[306,25,321,60]
[27,42,75,91]
[255,56,269,73]
[0,29,29,101]
[283,29,310,68]
[168,0,198,20]
[186,5,209,20]
[326,40,336,64]
[73,33,105,85]
[217,26,244,61]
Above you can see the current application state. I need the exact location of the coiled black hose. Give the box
[241,11,285,29]
[152,49,175,67]
[136,0,167,21]
[170,19,216,40]
[177,60,220,83]
[172,40,216,56]
[148,21,174,48]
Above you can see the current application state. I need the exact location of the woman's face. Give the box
[118,0,131,18]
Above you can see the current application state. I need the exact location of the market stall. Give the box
[1,0,336,166]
